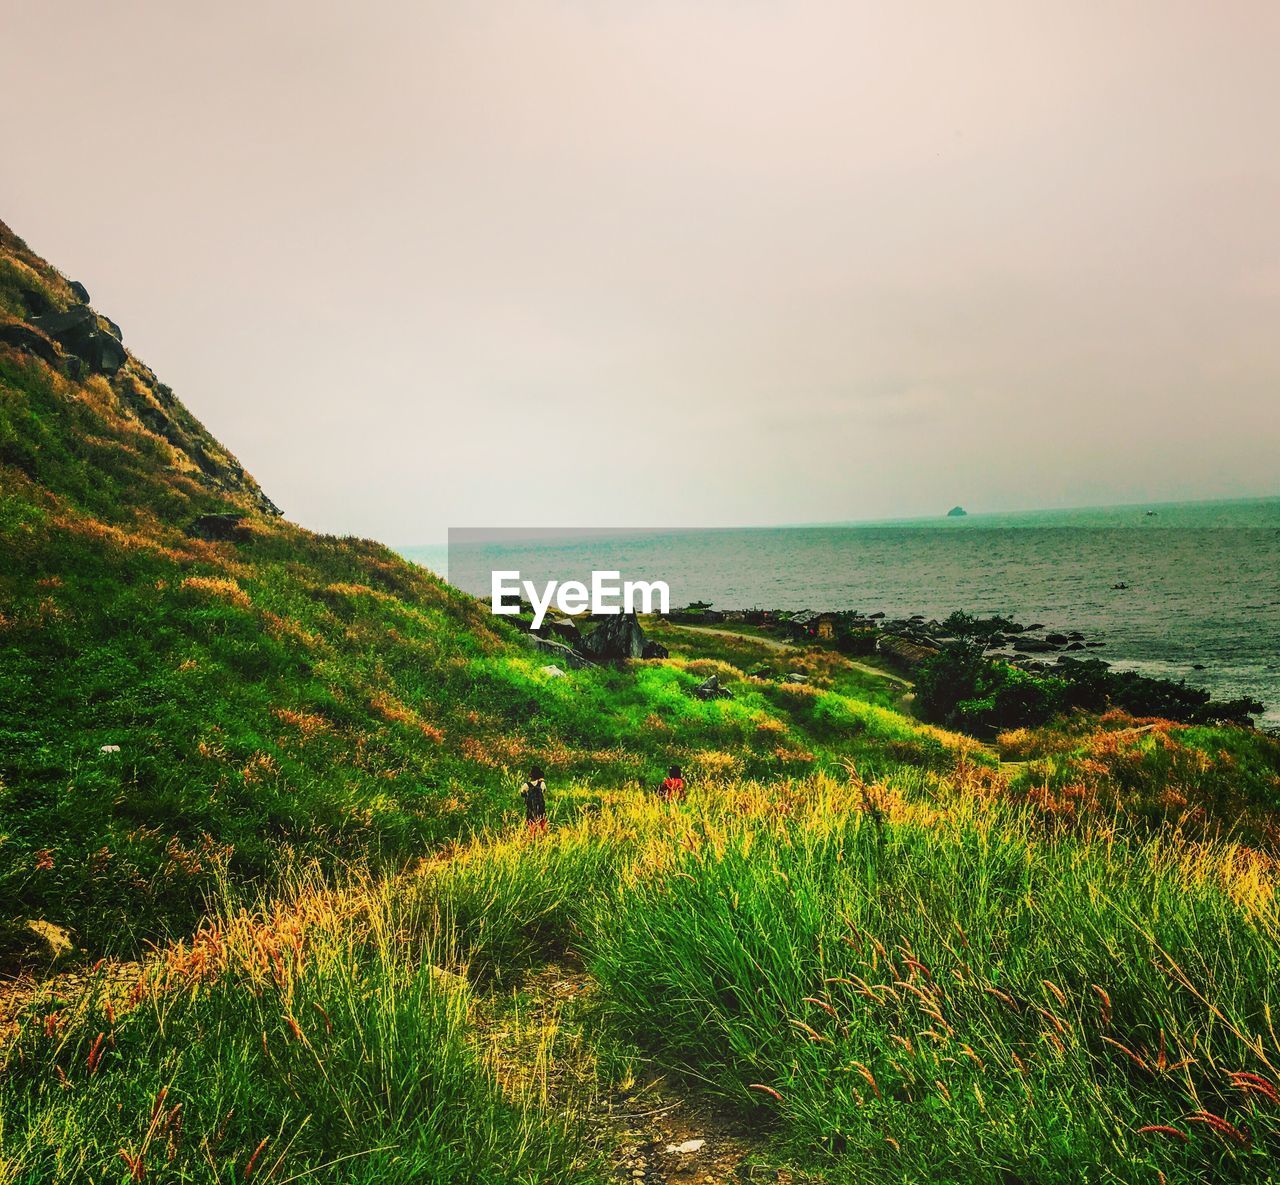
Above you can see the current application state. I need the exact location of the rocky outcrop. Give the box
[538,617,582,646]
[581,612,649,661]
[0,321,62,369]
[693,674,732,700]
[30,306,127,376]
[525,634,594,669]
[0,218,282,519]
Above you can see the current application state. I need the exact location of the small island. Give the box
[947,505,968,517]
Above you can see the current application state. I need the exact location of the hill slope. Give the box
[0,220,971,957]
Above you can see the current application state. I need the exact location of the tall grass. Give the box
[0,868,602,1183]
[6,774,1280,1182]
[396,773,1280,1181]
[581,782,1280,1182]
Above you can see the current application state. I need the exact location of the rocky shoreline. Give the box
[665,605,1111,672]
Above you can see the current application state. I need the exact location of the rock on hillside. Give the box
[0,219,279,517]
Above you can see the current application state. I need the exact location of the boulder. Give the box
[581,611,648,661]
[25,919,73,963]
[18,285,55,317]
[540,664,566,678]
[542,617,581,645]
[692,674,732,701]
[0,321,62,368]
[67,280,91,303]
[641,640,669,659]
[187,513,251,543]
[1045,633,1069,645]
[30,306,126,375]
[1013,637,1058,653]
[526,634,594,669]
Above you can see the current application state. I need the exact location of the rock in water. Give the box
[581,611,648,660]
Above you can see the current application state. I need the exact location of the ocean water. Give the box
[400,498,1280,727]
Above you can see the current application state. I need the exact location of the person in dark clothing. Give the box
[521,766,548,833]
[657,765,685,803]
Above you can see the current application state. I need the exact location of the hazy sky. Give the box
[5,1,1278,541]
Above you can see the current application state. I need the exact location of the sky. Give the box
[4,1,1279,542]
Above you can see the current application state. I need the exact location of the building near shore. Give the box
[787,610,839,641]
[877,633,941,669]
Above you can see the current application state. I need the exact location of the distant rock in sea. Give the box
[947,506,967,517]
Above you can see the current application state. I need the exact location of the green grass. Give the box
[405,779,1280,1183]
[0,342,972,956]
[1,869,603,1183]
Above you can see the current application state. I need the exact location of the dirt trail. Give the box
[0,958,142,1041]
[480,963,792,1184]
[3,895,790,1182]
[675,625,914,689]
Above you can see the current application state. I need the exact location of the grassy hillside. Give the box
[0,221,976,957]
[3,220,1280,1183]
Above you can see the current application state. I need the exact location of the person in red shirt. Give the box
[657,765,685,803]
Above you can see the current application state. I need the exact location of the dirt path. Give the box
[673,625,794,653]
[674,625,914,689]
[0,959,143,1042]
[479,963,793,1184]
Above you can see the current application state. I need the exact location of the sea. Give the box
[398,497,1280,728]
